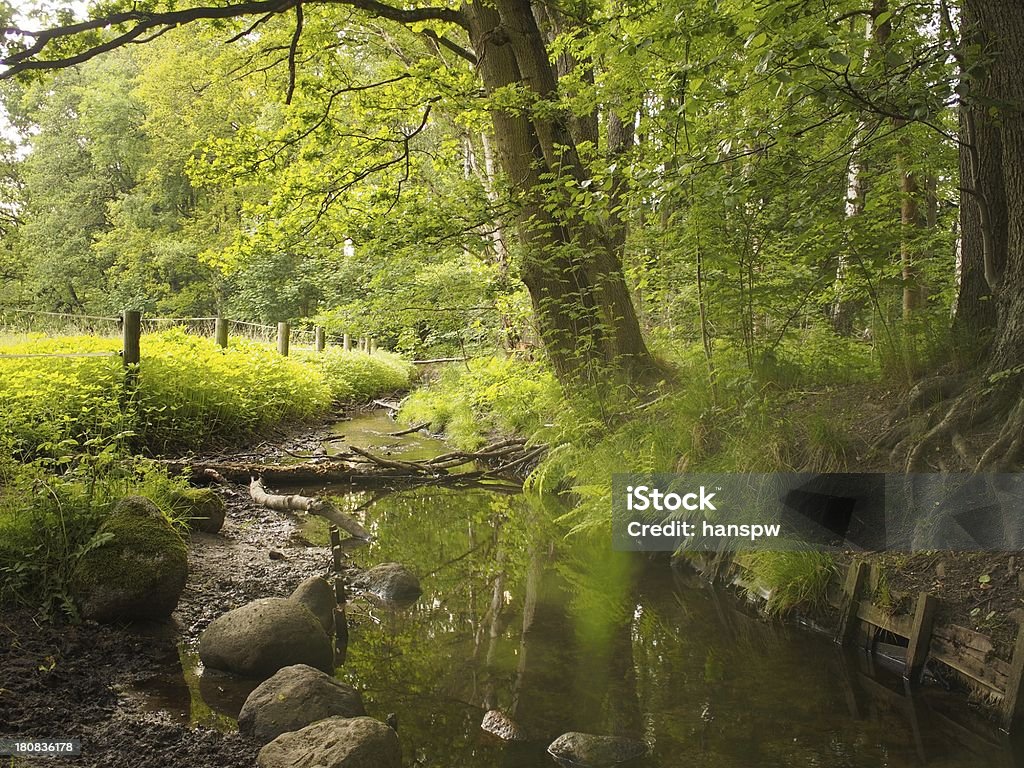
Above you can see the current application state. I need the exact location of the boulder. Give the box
[290,576,336,635]
[169,488,226,534]
[258,716,401,768]
[481,709,528,741]
[199,598,333,678]
[72,496,188,623]
[238,664,365,744]
[352,563,421,605]
[547,733,648,767]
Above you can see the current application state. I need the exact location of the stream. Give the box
[139,411,1023,767]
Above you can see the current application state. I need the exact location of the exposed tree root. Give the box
[882,373,1024,472]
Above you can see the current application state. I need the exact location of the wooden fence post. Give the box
[835,560,868,646]
[215,317,228,349]
[122,309,141,368]
[122,309,141,392]
[369,337,376,354]
[277,322,290,356]
[343,333,351,351]
[315,326,325,353]
[904,592,937,684]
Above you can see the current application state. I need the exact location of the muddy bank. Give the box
[0,479,333,767]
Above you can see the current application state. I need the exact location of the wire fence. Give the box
[0,307,374,361]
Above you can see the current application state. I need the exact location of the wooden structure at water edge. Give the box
[835,559,1024,731]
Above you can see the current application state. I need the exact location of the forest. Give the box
[2,0,1024,766]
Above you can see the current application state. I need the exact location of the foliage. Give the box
[0,458,191,613]
[734,551,836,617]
[399,356,561,449]
[0,328,414,458]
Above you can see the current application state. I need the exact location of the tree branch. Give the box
[286,3,304,104]
[1,0,468,79]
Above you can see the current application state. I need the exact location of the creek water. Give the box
[153,412,1022,767]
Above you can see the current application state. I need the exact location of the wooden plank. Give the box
[905,592,938,684]
[835,560,868,646]
[933,624,996,656]
[1000,623,1024,730]
[857,601,915,639]
[931,636,1009,694]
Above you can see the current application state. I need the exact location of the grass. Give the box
[733,551,836,617]
[396,332,865,617]
[0,457,193,614]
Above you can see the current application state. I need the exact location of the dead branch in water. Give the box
[164,437,545,490]
[249,477,372,540]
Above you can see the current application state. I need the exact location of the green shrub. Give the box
[0,328,415,457]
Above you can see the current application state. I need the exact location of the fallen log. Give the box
[388,421,430,437]
[249,478,372,540]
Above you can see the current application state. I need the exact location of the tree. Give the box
[0,0,659,394]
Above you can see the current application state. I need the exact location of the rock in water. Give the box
[547,733,648,767]
[72,496,188,623]
[169,488,226,534]
[351,563,421,605]
[481,709,528,741]
[199,598,333,678]
[258,716,401,768]
[238,664,365,744]
[290,576,337,635]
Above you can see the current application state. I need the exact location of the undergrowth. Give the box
[0,453,192,614]
[0,328,416,457]
[398,328,872,616]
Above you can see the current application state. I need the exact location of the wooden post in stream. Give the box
[315,326,325,353]
[215,317,228,348]
[329,525,349,664]
[277,322,290,356]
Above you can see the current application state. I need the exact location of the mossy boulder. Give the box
[169,488,226,534]
[258,717,401,768]
[72,495,189,623]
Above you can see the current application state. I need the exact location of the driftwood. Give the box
[249,477,371,540]
[388,421,430,437]
[165,437,543,490]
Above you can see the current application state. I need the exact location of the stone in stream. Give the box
[350,562,421,606]
[547,732,648,767]
[257,716,401,768]
[290,576,337,635]
[238,664,365,744]
[199,597,333,678]
[72,496,188,623]
[481,709,529,741]
[168,487,226,534]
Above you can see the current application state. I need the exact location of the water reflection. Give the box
[334,485,1022,768]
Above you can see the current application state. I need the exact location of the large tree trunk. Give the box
[466,0,658,393]
[960,0,1023,374]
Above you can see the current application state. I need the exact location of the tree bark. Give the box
[466,0,658,392]
[960,0,1023,374]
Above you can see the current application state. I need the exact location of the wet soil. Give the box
[0,468,335,767]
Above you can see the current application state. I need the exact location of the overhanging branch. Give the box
[1,0,468,79]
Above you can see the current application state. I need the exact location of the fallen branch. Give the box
[388,421,430,436]
[249,477,372,540]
